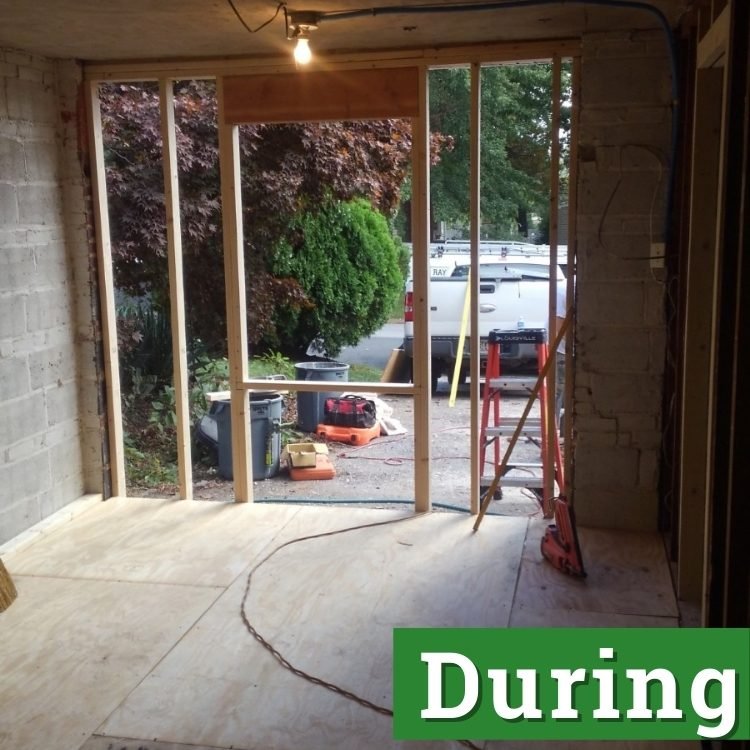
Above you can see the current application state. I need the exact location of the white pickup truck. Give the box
[403,250,564,390]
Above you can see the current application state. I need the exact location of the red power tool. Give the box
[541,496,586,577]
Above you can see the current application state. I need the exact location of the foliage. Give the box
[349,363,383,382]
[118,302,174,387]
[248,351,297,380]
[100,81,415,353]
[269,198,405,357]
[427,63,571,240]
[124,433,178,487]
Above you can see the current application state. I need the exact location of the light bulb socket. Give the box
[287,10,320,39]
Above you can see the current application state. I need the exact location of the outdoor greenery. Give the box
[105,65,565,489]
[102,80,414,357]
[269,197,407,356]
[426,63,571,240]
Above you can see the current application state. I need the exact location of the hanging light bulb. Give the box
[294,34,312,65]
[287,11,319,65]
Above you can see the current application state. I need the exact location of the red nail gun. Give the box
[541,495,586,577]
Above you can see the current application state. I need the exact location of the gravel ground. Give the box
[180,377,549,519]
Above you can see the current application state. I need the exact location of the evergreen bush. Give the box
[270,198,406,357]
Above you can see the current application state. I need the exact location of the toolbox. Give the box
[315,422,381,445]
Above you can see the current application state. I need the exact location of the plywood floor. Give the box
[0,497,682,750]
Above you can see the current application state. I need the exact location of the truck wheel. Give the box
[431,359,443,395]
[459,363,469,385]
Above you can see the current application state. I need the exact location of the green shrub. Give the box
[118,303,173,387]
[269,197,405,357]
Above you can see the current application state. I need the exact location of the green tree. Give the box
[270,198,406,357]
[428,63,570,241]
[100,81,413,355]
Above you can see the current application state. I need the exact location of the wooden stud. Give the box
[222,68,419,124]
[697,3,729,68]
[678,67,724,603]
[411,65,431,514]
[469,62,481,516]
[216,78,253,503]
[547,55,561,507]
[242,380,413,395]
[85,81,127,498]
[564,56,581,503]
[159,79,193,500]
[0,559,17,612]
[83,39,582,82]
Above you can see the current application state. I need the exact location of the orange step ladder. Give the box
[479,327,564,511]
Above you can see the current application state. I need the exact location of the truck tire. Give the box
[431,358,444,395]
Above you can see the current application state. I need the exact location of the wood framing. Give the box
[564,56,580,501]
[696,3,730,68]
[242,381,413,395]
[222,67,419,124]
[82,40,583,516]
[217,78,253,502]
[83,39,581,82]
[469,63,481,515]
[85,81,126,498]
[678,66,724,602]
[701,33,732,624]
[546,55,561,507]
[159,79,193,500]
[411,65,431,514]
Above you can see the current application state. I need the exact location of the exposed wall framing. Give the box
[159,79,193,501]
[564,56,581,501]
[84,39,581,513]
[546,54,562,506]
[84,81,126,498]
[468,62,481,515]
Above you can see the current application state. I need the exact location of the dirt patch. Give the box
[142,381,549,519]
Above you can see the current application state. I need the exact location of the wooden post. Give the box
[702,31,732,625]
[216,77,253,502]
[564,56,581,502]
[547,55,562,506]
[0,559,17,612]
[159,79,193,500]
[411,65,431,513]
[469,62,481,515]
[85,81,126,498]
[678,67,723,602]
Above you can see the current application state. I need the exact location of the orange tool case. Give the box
[316,422,380,445]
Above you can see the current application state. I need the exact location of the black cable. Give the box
[226,0,285,35]
[317,0,679,244]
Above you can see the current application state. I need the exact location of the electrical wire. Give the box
[239,511,484,750]
[254,497,508,515]
[225,0,285,34]
[224,0,680,248]
[319,0,679,245]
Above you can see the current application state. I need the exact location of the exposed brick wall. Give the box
[0,48,101,544]
[573,30,672,530]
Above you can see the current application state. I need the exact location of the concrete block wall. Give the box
[0,48,101,545]
[573,30,671,530]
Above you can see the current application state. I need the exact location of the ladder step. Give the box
[488,376,538,391]
[482,475,544,489]
[484,427,542,437]
[482,417,543,437]
[485,417,543,426]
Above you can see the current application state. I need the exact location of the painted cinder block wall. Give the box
[0,28,672,542]
[0,48,101,545]
[573,29,671,530]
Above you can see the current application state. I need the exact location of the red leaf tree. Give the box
[100,80,419,356]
